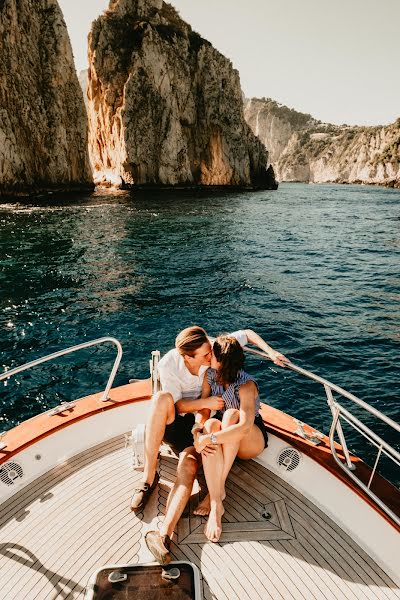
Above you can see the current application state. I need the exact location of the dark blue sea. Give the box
[0,183,399,483]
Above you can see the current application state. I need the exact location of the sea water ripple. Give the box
[0,183,399,481]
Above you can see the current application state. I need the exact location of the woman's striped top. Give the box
[207,368,260,416]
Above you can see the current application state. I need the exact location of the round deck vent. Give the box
[0,462,24,486]
[277,447,301,472]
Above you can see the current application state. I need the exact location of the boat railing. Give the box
[244,346,400,527]
[0,337,123,419]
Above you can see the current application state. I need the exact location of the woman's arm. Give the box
[244,329,289,367]
[194,381,256,452]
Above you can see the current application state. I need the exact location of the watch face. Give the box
[211,433,217,444]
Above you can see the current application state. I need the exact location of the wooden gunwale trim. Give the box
[0,379,152,465]
[259,404,400,532]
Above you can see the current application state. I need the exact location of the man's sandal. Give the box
[145,530,171,564]
[130,472,159,511]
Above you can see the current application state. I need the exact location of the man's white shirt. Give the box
[157,330,248,405]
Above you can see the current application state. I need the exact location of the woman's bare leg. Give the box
[237,423,265,459]
[200,418,225,542]
[220,409,241,491]
[196,411,265,515]
[195,409,240,516]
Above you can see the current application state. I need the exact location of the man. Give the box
[130,325,287,563]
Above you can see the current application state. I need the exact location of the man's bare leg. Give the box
[131,391,175,511]
[160,447,200,538]
[145,446,200,563]
[142,391,176,485]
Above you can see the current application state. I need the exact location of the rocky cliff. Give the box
[79,70,89,111]
[0,0,93,196]
[87,0,276,189]
[244,98,400,188]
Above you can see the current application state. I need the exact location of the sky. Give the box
[59,0,400,126]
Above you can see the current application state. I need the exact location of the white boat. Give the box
[0,337,399,599]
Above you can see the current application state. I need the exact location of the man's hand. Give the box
[203,396,224,411]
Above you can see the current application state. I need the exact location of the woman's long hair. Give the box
[213,335,244,385]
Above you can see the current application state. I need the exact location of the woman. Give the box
[193,335,287,542]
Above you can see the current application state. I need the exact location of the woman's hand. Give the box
[268,350,290,367]
[203,396,224,411]
[194,432,216,456]
[244,329,290,368]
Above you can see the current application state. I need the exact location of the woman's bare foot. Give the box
[205,501,224,542]
[194,491,226,516]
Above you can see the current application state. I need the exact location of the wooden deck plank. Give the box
[248,540,310,600]
[196,543,247,600]
[0,462,131,586]
[243,540,291,600]
[0,436,124,528]
[4,485,142,599]
[291,519,371,600]
[176,542,232,600]
[263,539,320,600]
[219,498,252,522]
[0,437,398,600]
[0,454,138,580]
[220,542,275,600]
[0,439,127,539]
[288,502,394,600]
[56,526,143,600]
[279,538,342,600]
[225,484,266,520]
[0,447,131,548]
[242,459,399,594]
[0,454,139,581]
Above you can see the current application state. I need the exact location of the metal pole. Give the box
[324,384,355,470]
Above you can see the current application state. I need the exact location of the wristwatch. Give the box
[210,433,218,445]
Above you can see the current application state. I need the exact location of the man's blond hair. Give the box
[175,326,208,357]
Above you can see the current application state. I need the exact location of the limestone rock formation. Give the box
[87,0,276,189]
[79,69,89,111]
[245,98,400,188]
[0,0,93,196]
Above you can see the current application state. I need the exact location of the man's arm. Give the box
[159,366,223,414]
[175,396,224,414]
[191,374,212,434]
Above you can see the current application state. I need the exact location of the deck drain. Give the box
[0,461,24,486]
[277,447,301,472]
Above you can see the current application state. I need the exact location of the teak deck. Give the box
[0,434,399,600]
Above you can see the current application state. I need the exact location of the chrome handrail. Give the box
[243,346,400,526]
[1,337,123,408]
